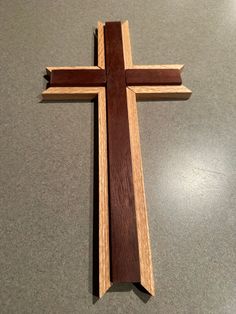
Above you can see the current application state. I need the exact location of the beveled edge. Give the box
[128,85,192,100]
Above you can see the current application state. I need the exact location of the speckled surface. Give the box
[0,1,236,313]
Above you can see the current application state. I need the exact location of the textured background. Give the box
[1,1,236,313]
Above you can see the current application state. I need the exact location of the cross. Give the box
[42,21,191,298]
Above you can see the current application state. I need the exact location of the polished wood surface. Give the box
[126,69,182,85]
[104,21,140,283]
[50,69,106,87]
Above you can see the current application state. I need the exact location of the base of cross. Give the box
[42,21,192,298]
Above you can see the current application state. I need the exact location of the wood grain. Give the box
[97,21,105,69]
[105,21,140,282]
[42,87,101,100]
[121,21,133,69]
[122,20,155,295]
[126,69,182,86]
[98,88,111,297]
[128,85,192,100]
[126,88,155,295]
[46,66,100,74]
[97,22,111,297]
[132,64,184,71]
[50,69,106,87]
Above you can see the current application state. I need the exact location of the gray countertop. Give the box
[1,1,236,313]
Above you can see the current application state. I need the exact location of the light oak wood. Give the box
[46,66,100,76]
[122,21,133,69]
[122,20,155,295]
[127,87,155,295]
[132,64,184,71]
[128,85,192,100]
[97,22,111,296]
[98,89,111,297]
[42,87,101,100]
[97,21,105,69]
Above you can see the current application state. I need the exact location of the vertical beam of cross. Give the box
[104,22,140,283]
[42,21,192,298]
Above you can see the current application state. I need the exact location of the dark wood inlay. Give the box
[126,69,182,86]
[105,22,140,282]
[50,69,106,87]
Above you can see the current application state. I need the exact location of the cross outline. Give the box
[42,21,192,298]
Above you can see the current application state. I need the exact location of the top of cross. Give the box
[43,21,191,101]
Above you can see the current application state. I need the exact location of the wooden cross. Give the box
[42,21,192,297]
